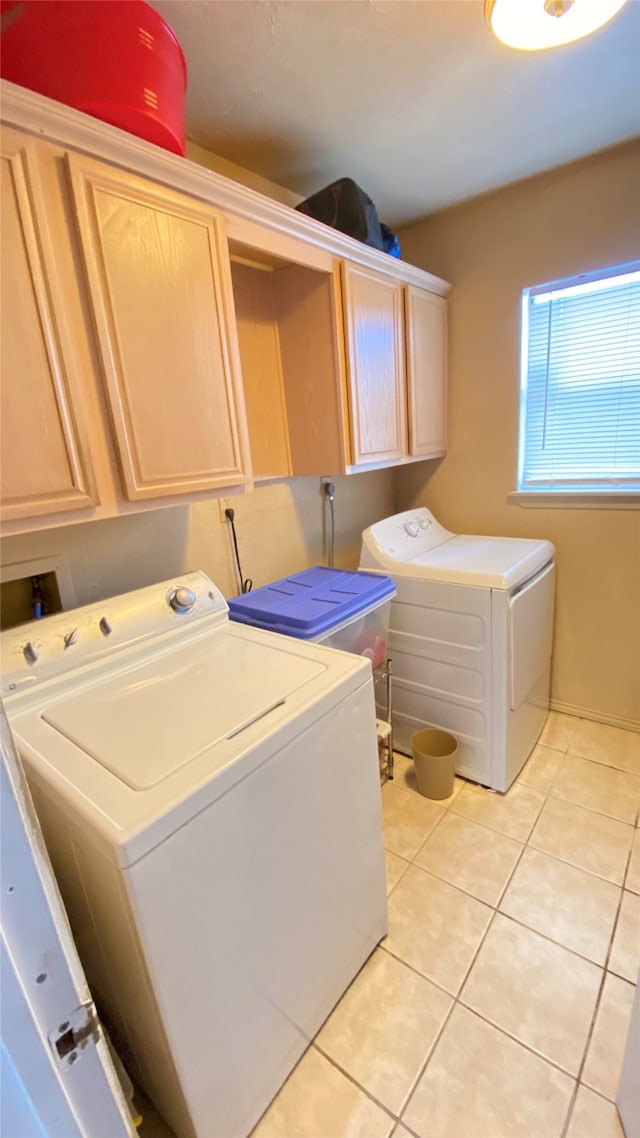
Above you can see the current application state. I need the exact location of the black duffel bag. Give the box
[296,177,384,250]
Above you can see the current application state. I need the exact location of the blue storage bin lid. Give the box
[228,566,395,640]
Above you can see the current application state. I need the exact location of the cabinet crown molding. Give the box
[1,80,450,297]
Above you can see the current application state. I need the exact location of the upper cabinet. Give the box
[231,250,448,480]
[0,130,98,523]
[340,266,448,471]
[1,82,450,532]
[1,125,252,532]
[67,155,250,500]
[405,285,448,459]
[341,262,406,466]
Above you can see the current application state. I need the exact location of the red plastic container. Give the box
[0,0,187,155]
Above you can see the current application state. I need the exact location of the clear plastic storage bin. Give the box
[228,567,396,667]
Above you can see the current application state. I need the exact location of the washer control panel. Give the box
[167,586,197,614]
[0,572,228,695]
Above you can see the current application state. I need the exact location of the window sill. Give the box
[508,491,640,509]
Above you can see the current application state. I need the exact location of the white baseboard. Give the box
[550,699,640,735]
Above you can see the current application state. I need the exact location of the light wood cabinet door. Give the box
[67,155,250,501]
[406,286,447,458]
[0,132,97,522]
[341,262,406,465]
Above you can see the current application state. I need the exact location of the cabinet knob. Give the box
[23,641,39,664]
[168,586,197,614]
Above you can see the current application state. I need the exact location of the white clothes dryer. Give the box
[360,509,555,792]
[1,573,387,1138]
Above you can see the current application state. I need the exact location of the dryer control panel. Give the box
[361,508,454,567]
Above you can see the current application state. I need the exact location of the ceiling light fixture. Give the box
[485,0,629,51]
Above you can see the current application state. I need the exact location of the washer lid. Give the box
[41,630,325,790]
[400,534,554,589]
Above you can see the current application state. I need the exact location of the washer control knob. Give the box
[168,586,197,614]
[23,641,39,665]
[64,628,78,649]
[404,522,419,537]
[419,517,430,530]
[99,616,113,637]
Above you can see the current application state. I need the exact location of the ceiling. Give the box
[151,0,640,227]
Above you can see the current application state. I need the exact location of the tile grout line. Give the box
[378,940,461,1003]
[391,785,624,971]
[385,753,591,1102]
[394,828,532,1132]
[442,742,588,1136]
[449,806,601,1089]
[527,834,633,889]
[387,872,623,979]
[457,727,634,1132]
[581,835,639,1085]
[374,902,507,1130]
[559,1076,583,1138]
[546,744,640,822]
[309,1042,400,1131]
[531,751,622,1129]
[524,737,636,1131]
[565,751,640,779]
[454,1000,585,1085]
[391,857,517,912]
[404,853,522,910]
[376,725,636,1138]
[495,902,619,971]
[388,778,547,860]
[398,749,581,1130]
[453,784,635,888]
[393,909,502,1131]
[558,811,637,1138]
[548,787,639,828]
[526,749,636,886]
[394,996,459,1128]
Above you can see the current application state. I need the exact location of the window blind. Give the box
[518,262,640,492]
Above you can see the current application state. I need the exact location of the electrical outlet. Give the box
[218,497,236,522]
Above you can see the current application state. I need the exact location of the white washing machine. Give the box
[0,572,387,1138]
[360,509,555,792]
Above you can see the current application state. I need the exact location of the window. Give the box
[518,262,640,494]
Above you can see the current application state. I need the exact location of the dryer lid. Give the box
[408,534,554,589]
[360,509,553,588]
[41,628,326,790]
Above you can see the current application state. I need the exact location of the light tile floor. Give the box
[141,713,640,1138]
[252,713,639,1138]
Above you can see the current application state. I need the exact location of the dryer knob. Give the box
[168,586,197,614]
[23,641,39,665]
[99,617,113,636]
[404,522,419,537]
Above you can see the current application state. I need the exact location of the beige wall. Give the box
[186,140,302,208]
[396,141,640,730]
[0,471,395,610]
